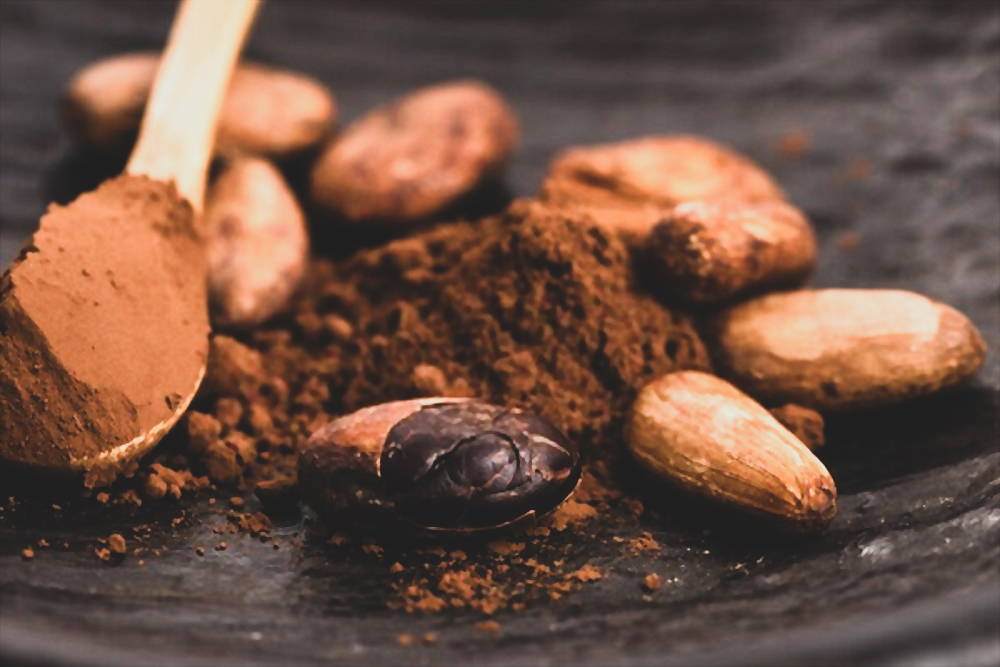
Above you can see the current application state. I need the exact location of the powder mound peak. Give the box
[304,198,711,451]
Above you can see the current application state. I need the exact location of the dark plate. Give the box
[1,1,998,665]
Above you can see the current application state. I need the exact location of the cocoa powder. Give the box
[300,198,712,451]
[0,175,208,481]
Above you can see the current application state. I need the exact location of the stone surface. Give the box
[1,1,998,666]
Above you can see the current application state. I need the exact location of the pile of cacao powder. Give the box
[295,198,711,442]
[179,196,712,489]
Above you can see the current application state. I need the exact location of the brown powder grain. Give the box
[143,462,209,501]
[546,500,599,532]
[186,412,222,454]
[487,541,526,556]
[475,620,502,635]
[566,565,604,583]
[627,531,663,555]
[107,533,127,555]
[386,532,613,615]
[642,573,663,592]
[202,335,265,402]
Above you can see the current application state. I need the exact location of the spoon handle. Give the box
[126,0,260,211]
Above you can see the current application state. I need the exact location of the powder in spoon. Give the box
[0,175,209,484]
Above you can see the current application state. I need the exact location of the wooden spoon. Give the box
[0,0,260,485]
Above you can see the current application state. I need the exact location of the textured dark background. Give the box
[1,1,999,665]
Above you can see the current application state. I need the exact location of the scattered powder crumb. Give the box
[361,541,384,557]
[21,547,35,560]
[94,548,111,562]
[475,620,502,635]
[411,363,448,395]
[642,573,663,592]
[121,490,142,506]
[402,586,447,613]
[143,463,209,500]
[422,632,437,646]
[228,510,272,536]
[246,403,274,435]
[574,465,622,505]
[215,397,243,430]
[195,547,205,556]
[324,314,353,341]
[328,533,350,546]
[566,565,603,582]
[202,441,241,483]
[546,500,598,532]
[36,538,49,548]
[437,568,506,614]
[107,533,127,555]
[203,335,266,400]
[487,541,525,556]
[397,633,416,647]
[547,581,574,600]
[627,531,662,555]
[186,411,222,453]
